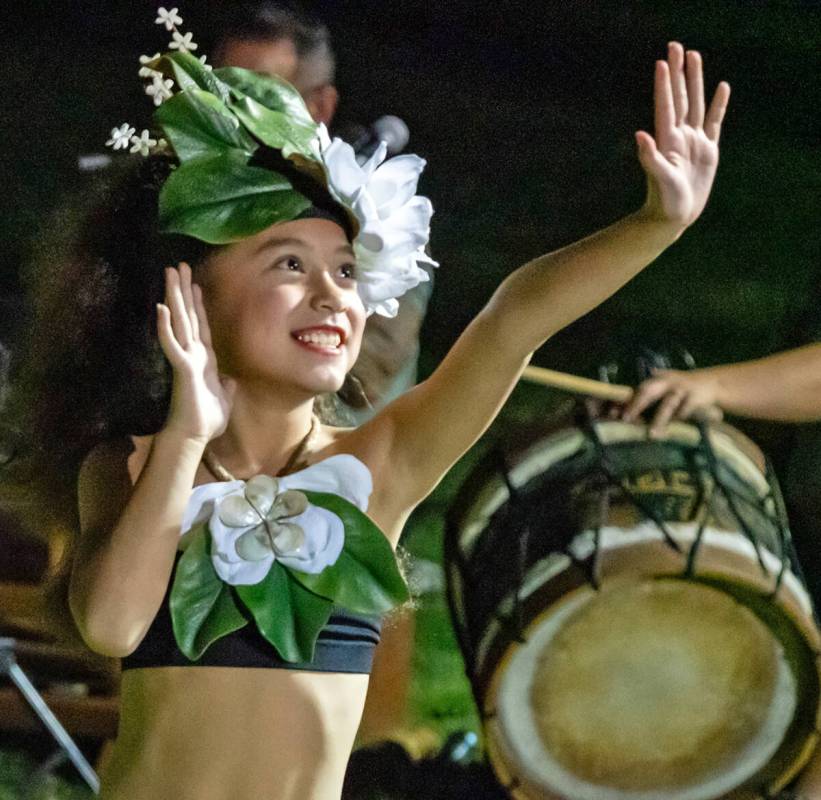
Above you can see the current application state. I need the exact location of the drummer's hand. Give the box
[622,369,723,436]
[635,42,730,231]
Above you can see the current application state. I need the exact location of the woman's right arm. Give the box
[70,431,206,657]
[69,263,235,657]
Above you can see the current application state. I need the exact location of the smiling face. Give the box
[197,217,366,398]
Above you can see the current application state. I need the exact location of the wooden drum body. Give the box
[445,420,821,800]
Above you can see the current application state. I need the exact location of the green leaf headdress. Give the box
[106,6,437,317]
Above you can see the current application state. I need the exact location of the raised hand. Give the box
[156,263,236,442]
[636,42,731,229]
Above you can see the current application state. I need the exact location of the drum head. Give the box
[447,420,821,799]
[486,577,818,800]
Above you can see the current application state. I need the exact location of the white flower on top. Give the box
[180,455,372,586]
[318,134,436,317]
[145,74,174,106]
[129,130,158,156]
[209,475,344,585]
[155,7,183,31]
[169,30,197,53]
[138,52,162,78]
[199,54,213,72]
[105,123,136,150]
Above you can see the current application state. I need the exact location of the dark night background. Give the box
[1,1,819,360]
[0,1,820,555]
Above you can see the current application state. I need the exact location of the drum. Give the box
[445,419,821,800]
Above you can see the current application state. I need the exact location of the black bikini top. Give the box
[121,553,381,673]
[122,454,382,674]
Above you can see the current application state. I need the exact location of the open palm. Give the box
[156,263,236,442]
[637,42,731,228]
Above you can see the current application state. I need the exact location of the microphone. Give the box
[77,153,113,173]
[348,115,410,164]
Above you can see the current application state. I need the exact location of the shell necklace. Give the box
[202,415,319,482]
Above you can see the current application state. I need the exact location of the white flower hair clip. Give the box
[317,127,436,317]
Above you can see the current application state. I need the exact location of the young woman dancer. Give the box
[11,28,732,800]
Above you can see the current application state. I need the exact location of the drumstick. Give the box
[521,365,633,402]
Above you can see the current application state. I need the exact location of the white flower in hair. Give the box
[106,123,136,150]
[309,122,333,160]
[130,130,158,156]
[170,30,197,53]
[138,52,162,78]
[199,54,213,72]
[145,74,174,106]
[155,7,183,31]
[318,134,436,317]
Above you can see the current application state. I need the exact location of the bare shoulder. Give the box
[317,415,411,534]
[79,434,154,486]
[317,415,395,478]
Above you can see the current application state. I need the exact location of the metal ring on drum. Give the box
[445,419,821,800]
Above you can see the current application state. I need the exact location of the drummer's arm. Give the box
[625,344,821,429]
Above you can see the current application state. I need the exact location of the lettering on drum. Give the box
[623,469,700,520]
[572,468,703,528]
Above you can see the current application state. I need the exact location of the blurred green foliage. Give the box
[0,750,91,800]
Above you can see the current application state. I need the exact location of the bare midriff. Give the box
[100,666,370,800]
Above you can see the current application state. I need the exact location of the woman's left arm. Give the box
[365,42,730,515]
[487,41,730,350]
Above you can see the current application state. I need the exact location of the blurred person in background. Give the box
[209,1,429,420]
[211,1,339,125]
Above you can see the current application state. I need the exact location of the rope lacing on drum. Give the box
[493,448,530,645]
[443,529,478,673]
[762,454,807,603]
[694,420,776,586]
[583,418,683,555]
[684,450,715,578]
[568,472,613,590]
[590,486,608,590]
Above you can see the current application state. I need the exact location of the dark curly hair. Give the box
[0,156,212,637]
[0,154,364,639]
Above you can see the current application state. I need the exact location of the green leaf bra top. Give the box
[121,455,409,672]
